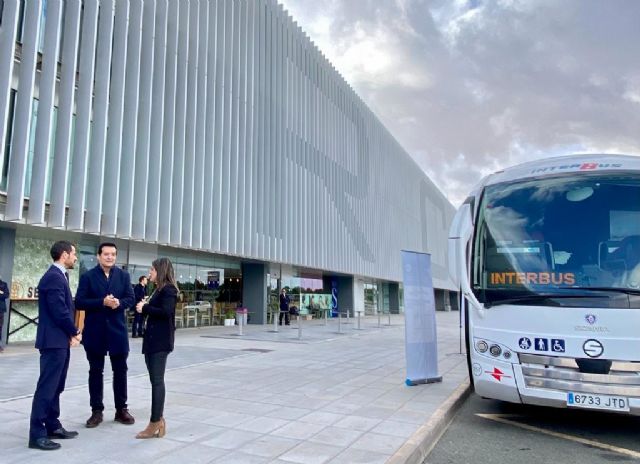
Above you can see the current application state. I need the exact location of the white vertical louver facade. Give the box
[0,0,455,288]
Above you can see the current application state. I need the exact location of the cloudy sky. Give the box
[278,0,640,206]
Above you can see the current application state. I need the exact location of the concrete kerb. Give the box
[386,380,472,464]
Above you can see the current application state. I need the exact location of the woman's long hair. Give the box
[151,257,178,291]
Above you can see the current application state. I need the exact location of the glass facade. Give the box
[2,223,410,343]
[4,227,250,342]
[8,234,79,342]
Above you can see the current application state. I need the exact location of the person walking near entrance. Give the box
[134,257,178,439]
[279,288,290,326]
[75,243,135,428]
[0,276,8,353]
[28,241,81,451]
[131,276,148,338]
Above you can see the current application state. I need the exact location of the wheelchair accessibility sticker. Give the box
[551,339,566,353]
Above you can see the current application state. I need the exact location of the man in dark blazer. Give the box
[131,275,148,338]
[75,242,135,428]
[0,276,9,352]
[28,241,82,451]
[279,288,290,326]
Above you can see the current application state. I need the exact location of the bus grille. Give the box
[519,353,640,396]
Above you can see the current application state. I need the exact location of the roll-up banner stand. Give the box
[401,250,442,386]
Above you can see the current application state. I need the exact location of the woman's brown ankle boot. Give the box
[135,419,165,439]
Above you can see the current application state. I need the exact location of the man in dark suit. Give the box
[75,242,135,428]
[279,288,290,326]
[28,241,82,451]
[131,275,148,338]
[0,276,9,353]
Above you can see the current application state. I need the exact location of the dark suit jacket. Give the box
[35,266,78,350]
[0,279,8,313]
[141,285,177,354]
[279,293,290,312]
[75,265,134,355]
[133,283,146,305]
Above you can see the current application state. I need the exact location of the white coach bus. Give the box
[449,154,640,413]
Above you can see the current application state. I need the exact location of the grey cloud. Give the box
[279,0,640,206]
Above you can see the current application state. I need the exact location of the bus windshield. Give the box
[473,173,640,308]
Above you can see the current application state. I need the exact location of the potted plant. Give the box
[224,308,235,326]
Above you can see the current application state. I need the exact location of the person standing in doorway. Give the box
[28,241,81,451]
[0,276,8,353]
[131,276,148,338]
[75,243,135,428]
[134,257,178,439]
[279,288,290,326]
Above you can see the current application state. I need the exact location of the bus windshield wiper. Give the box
[485,293,602,308]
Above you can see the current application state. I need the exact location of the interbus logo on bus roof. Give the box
[585,314,597,325]
[530,162,622,174]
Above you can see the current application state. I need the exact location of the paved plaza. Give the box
[0,312,468,464]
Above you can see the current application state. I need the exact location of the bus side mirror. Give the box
[448,203,473,290]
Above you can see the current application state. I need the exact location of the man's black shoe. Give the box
[114,408,135,425]
[86,410,103,428]
[28,437,61,451]
[48,427,78,439]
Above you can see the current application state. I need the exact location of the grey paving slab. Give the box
[201,429,263,450]
[153,443,229,464]
[298,410,344,426]
[0,312,469,464]
[239,434,300,458]
[371,419,423,438]
[332,414,382,432]
[309,426,364,447]
[329,448,391,464]
[278,441,344,464]
[211,451,271,464]
[265,406,312,421]
[350,432,409,454]
[235,416,291,434]
[270,420,327,440]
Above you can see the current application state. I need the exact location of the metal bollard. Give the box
[377,310,381,328]
[324,309,328,326]
[238,313,243,336]
[357,310,361,330]
[298,314,302,340]
[346,308,350,324]
[273,310,279,332]
[388,311,391,326]
[338,312,342,334]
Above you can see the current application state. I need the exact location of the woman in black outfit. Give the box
[134,257,177,439]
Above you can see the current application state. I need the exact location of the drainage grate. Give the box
[241,348,273,353]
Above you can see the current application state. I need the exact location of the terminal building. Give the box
[0,0,455,344]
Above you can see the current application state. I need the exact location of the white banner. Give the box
[401,250,442,385]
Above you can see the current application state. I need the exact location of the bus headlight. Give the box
[489,344,502,357]
[473,338,515,361]
[476,340,489,353]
